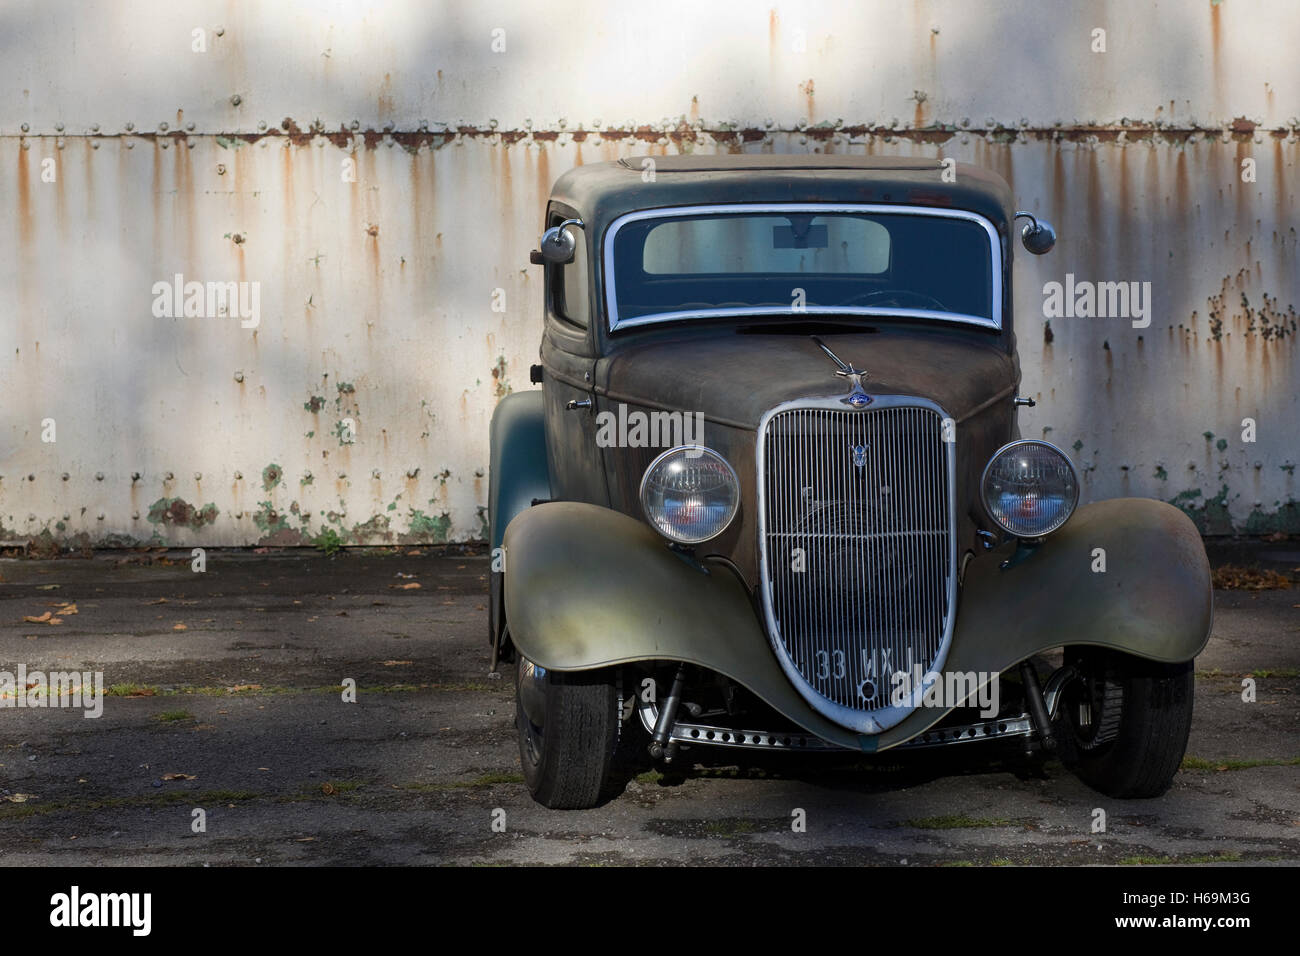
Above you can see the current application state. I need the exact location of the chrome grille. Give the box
[759,402,956,725]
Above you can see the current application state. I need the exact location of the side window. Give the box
[552,218,590,328]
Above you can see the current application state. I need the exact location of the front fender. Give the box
[503,501,870,750]
[504,498,1212,753]
[877,496,1213,748]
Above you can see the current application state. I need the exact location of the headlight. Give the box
[639,445,740,545]
[980,439,1079,538]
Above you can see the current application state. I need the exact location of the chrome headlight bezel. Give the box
[638,444,741,545]
[979,438,1079,539]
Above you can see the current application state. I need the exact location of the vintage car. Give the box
[488,155,1213,809]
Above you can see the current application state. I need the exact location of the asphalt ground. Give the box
[0,541,1296,866]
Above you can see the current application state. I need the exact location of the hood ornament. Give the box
[811,336,872,409]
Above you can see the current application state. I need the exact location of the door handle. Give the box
[565,398,592,411]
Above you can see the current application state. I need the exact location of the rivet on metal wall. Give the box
[406,468,419,478]
[27,473,35,481]
[164,471,174,481]
[159,121,169,132]
[235,511,243,519]
[217,164,226,175]
[28,514,36,522]
[215,25,225,36]
[132,512,139,520]
[230,94,241,107]
[194,472,202,481]
[338,473,347,480]
[97,513,105,521]
[132,472,141,482]
[234,371,244,382]
[21,141,29,150]
[61,473,69,481]
[95,472,104,481]
[372,469,381,479]
[350,120,360,130]
[161,139,169,149]
[258,121,267,131]
[62,514,70,521]
[125,122,134,131]
[234,471,242,480]
[186,122,195,131]
[54,122,64,132]
[20,122,29,132]
[90,123,99,132]
[302,470,313,481]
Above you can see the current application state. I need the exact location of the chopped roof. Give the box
[547,154,1014,234]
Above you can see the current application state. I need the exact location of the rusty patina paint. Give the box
[147,498,219,529]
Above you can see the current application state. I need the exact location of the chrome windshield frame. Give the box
[602,203,1003,333]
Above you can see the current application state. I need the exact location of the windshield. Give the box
[605,204,999,331]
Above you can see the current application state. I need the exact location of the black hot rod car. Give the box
[488,155,1212,809]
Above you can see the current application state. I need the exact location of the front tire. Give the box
[1056,647,1194,799]
[516,655,619,809]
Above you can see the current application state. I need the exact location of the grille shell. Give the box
[756,396,958,734]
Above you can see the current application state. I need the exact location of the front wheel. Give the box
[516,655,620,809]
[1056,647,1195,799]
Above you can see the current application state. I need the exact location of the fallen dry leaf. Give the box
[228,684,262,693]
[389,582,421,590]
[35,584,60,591]
[321,783,336,795]
[381,660,413,666]
[295,836,317,842]
[52,602,78,615]
[22,611,52,624]
[161,773,196,781]
[144,597,168,605]
[172,623,188,631]
[3,794,34,803]
[1212,565,1291,590]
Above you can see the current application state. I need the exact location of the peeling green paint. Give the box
[1215,438,1228,452]
[1153,465,1168,481]
[350,514,392,542]
[1242,500,1300,534]
[405,509,452,543]
[252,500,290,535]
[300,473,314,486]
[147,497,219,529]
[262,463,284,491]
[303,395,326,413]
[1169,484,1233,535]
[490,356,512,399]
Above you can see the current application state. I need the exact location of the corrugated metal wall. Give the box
[2,0,1296,545]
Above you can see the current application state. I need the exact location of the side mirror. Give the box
[536,218,585,264]
[1015,211,1056,255]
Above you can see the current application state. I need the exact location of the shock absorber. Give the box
[649,663,688,763]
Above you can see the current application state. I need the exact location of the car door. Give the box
[540,205,609,506]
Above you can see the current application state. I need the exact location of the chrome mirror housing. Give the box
[538,218,585,264]
[1015,210,1056,255]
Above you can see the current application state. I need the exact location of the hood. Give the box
[597,325,1018,429]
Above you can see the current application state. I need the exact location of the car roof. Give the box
[548,154,1014,235]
